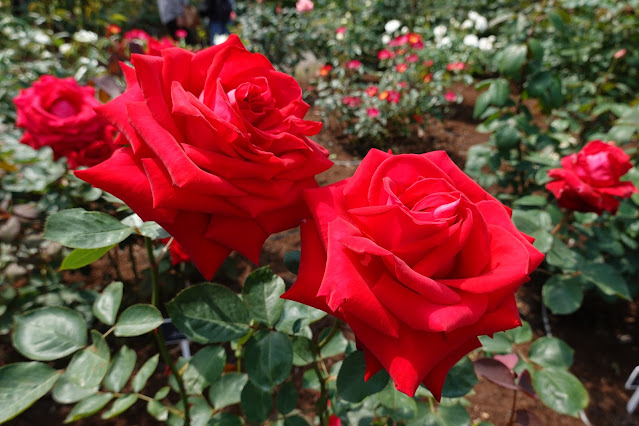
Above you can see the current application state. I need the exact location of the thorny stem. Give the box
[144,237,190,425]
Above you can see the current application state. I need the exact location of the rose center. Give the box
[48,98,80,118]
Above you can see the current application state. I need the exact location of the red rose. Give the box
[160,238,191,265]
[13,75,115,168]
[283,149,543,398]
[75,35,332,279]
[546,140,637,214]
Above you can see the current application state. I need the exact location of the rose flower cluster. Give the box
[76,36,545,398]
[13,76,116,169]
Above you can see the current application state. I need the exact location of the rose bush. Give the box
[76,35,332,279]
[283,149,544,398]
[13,75,115,169]
[546,140,637,215]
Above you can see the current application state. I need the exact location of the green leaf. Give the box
[177,345,226,395]
[132,354,159,393]
[479,332,512,354]
[101,394,138,419]
[496,44,527,77]
[441,356,478,398]
[275,299,326,338]
[488,79,510,107]
[155,386,171,400]
[377,382,418,420]
[528,38,544,61]
[241,381,272,423]
[495,125,520,151]
[284,415,310,426]
[276,381,298,414]
[283,250,301,274]
[52,332,110,403]
[44,208,133,249]
[548,10,565,31]
[104,345,137,393]
[242,266,286,327]
[542,276,583,315]
[166,283,250,343]
[147,399,169,421]
[473,91,491,119]
[546,237,578,270]
[245,330,293,390]
[114,304,164,337]
[529,337,574,369]
[13,306,87,361]
[209,412,243,426]
[320,329,348,358]
[336,351,389,403]
[0,362,61,423]
[60,245,117,271]
[209,372,248,410]
[505,321,533,344]
[120,214,169,239]
[532,368,588,417]
[93,281,123,326]
[581,263,631,300]
[513,195,547,208]
[64,393,113,423]
[292,336,316,367]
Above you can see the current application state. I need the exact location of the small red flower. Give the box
[336,26,346,34]
[377,49,392,60]
[367,107,380,117]
[365,86,379,97]
[446,62,466,71]
[395,63,408,73]
[319,64,333,76]
[342,96,361,107]
[406,54,418,63]
[106,24,121,37]
[423,59,434,67]
[175,29,188,39]
[378,90,389,101]
[387,90,401,104]
[444,91,457,102]
[346,60,362,70]
[423,73,433,83]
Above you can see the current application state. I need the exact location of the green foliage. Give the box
[0,362,61,423]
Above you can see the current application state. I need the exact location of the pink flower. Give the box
[367,107,380,117]
[444,91,457,102]
[423,59,434,67]
[398,82,407,89]
[378,49,392,60]
[346,60,362,70]
[387,90,401,104]
[446,62,466,72]
[106,24,121,37]
[342,96,361,107]
[407,33,423,49]
[406,54,418,63]
[395,63,408,73]
[175,29,188,39]
[365,86,379,97]
[336,26,346,34]
[389,35,408,47]
[295,0,314,12]
[614,48,627,59]
[319,64,333,76]
[123,29,152,43]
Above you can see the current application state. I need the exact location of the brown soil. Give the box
[4,84,639,426]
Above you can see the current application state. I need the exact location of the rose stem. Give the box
[128,243,140,284]
[144,237,191,425]
[508,389,518,425]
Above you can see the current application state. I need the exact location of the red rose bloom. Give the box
[75,35,332,279]
[546,140,637,214]
[283,149,543,398]
[13,75,115,168]
[161,238,191,265]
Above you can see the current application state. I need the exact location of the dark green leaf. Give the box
[52,332,110,403]
[581,263,631,300]
[114,304,164,337]
[13,306,87,361]
[245,330,293,390]
[495,125,520,150]
[241,381,272,423]
[101,394,138,419]
[546,237,578,270]
[104,345,137,393]
[44,208,133,249]
[542,276,583,315]
[166,283,250,343]
[275,300,326,338]
[209,372,248,410]
[336,351,389,403]
[132,354,159,393]
[513,195,547,208]
[64,393,113,423]
[93,281,123,326]
[292,336,316,367]
[208,412,243,426]
[0,362,61,423]
[178,345,227,395]
[242,266,286,327]
[496,44,527,77]
[441,356,478,398]
[529,337,574,369]
[488,79,510,107]
[276,381,298,414]
[60,245,117,271]
[474,91,491,119]
[284,415,310,426]
[532,368,588,416]
[377,382,418,420]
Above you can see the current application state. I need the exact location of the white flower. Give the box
[463,34,479,47]
[336,32,345,41]
[381,34,391,44]
[437,36,452,48]
[478,37,493,50]
[475,16,488,32]
[384,19,401,33]
[213,34,229,45]
[461,19,473,29]
[72,29,98,43]
[59,43,72,54]
[400,26,409,34]
[33,31,51,45]
[468,10,480,21]
[433,25,447,39]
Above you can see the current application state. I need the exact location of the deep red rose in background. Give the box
[546,140,637,215]
[76,35,332,279]
[283,149,543,398]
[13,75,115,169]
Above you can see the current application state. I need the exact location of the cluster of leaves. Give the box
[464,1,639,314]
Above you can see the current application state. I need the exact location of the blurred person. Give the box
[156,0,197,44]
[200,0,235,45]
